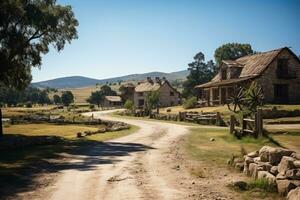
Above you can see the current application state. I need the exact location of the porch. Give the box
[198,86,235,106]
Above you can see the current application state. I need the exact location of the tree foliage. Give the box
[53,94,61,105]
[183,96,198,109]
[182,52,217,98]
[0,0,78,89]
[0,86,51,106]
[124,99,134,110]
[86,91,104,108]
[145,91,160,110]
[214,43,253,66]
[61,91,74,106]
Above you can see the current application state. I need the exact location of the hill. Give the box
[32,70,188,89]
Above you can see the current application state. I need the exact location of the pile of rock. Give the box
[237,146,300,198]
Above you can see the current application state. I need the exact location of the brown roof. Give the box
[105,96,122,102]
[196,47,296,88]
[195,76,256,88]
[135,81,163,92]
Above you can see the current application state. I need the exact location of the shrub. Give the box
[26,102,32,108]
[89,104,95,109]
[124,100,134,110]
[183,97,198,109]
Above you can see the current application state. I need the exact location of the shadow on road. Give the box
[0,134,154,199]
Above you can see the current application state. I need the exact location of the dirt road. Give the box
[36,110,201,200]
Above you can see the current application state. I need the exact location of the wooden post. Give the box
[230,115,235,134]
[257,109,263,137]
[242,114,246,135]
[0,108,3,137]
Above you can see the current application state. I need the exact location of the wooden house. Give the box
[103,96,122,108]
[134,77,180,108]
[195,47,300,105]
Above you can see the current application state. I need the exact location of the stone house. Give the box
[103,96,122,107]
[195,47,300,105]
[134,77,181,108]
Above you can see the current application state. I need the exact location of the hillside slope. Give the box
[33,70,188,89]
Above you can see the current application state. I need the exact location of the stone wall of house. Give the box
[158,83,180,107]
[133,91,146,108]
[256,49,300,104]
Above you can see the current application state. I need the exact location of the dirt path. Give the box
[17,110,244,200]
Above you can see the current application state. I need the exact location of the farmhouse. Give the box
[134,77,180,108]
[103,96,122,107]
[195,47,300,105]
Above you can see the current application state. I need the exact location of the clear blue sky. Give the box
[32,0,300,82]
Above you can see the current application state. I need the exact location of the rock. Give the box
[253,166,264,179]
[247,150,259,158]
[270,166,279,176]
[235,163,244,172]
[276,179,297,196]
[244,156,254,165]
[294,160,300,168]
[243,164,250,176]
[249,163,257,177]
[233,181,248,191]
[77,132,82,138]
[257,171,276,185]
[258,162,273,172]
[278,156,296,175]
[286,169,300,180]
[210,138,215,142]
[259,146,272,162]
[253,157,261,163]
[291,152,300,160]
[233,157,244,164]
[287,187,300,200]
[269,147,294,165]
[291,180,300,187]
[276,173,287,180]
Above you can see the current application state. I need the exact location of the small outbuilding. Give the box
[103,96,122,108]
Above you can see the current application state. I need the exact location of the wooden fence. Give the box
[230,109,263,138]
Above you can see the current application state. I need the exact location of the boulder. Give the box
[244,156,254,165]
[287,187,300,200]
[291,152,300,160]
[286,169,300,180]
[278,156,296,175]
[254,157,261,163]
[270,166,279,176]
[253,166,264,179]
[243,164,250,176]
[247,150,259,158]
[257,171,276,185]
[276,173,287,180]
[249,163,257,177]
[235,163,244,172]
[259,162,273,172]
[259,146,272,162]
[276,179,297,196]
[294,160,300,168]
[269,148,294,165]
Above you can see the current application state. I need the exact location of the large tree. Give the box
[0,0,78,136]
[182,52,217,98]
[61,91,74,106]
[214,43,254,66]
[86,91,104,108]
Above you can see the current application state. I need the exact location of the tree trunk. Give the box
[0,108,3,137]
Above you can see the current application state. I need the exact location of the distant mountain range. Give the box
[32,70,189,89]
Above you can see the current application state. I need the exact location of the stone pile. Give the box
[235,146,300,198]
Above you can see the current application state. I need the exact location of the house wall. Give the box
[134,91,146,108]
[158,83,180,107]
[256,49,300,104]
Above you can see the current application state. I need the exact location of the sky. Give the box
[32,0,300,82]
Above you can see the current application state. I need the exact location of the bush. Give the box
[183,97,198,109]
[89,104,95,109]
[26,102,32,108]
[124,100,134,110]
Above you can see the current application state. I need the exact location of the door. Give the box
[221,88,227,104]
[138,99,144,107]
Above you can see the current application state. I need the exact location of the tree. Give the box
[124,100,134,110]
[214,43,253,66]
[100,85,117,96]
[61,91,74,106]
[86,91,104,108]
[0,0,78,136]
[145,91,160,111]
[38,90,51,105]
[53,94,62,105]
[182,52,217,98]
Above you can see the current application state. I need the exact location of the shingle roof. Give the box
[196,47,290,88]
[105,96,122,102]
[134,81,162,92]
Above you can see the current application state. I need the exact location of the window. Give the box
[274,84,289,103]
[170,91,174,96]
[277,59,288,78]
[221,69,227,80]
[138,92,143,97]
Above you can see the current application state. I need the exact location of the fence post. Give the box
[242,114,246,135]
[230,115,235,134]
[257,109,263,137]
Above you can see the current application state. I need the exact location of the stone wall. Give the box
[256,49,300,104]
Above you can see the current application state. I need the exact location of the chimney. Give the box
[155,77,161,84]
[162,77,166,81]
[146,77,153,83]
